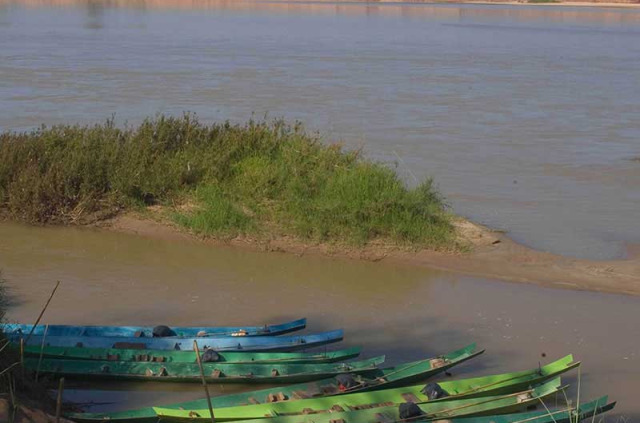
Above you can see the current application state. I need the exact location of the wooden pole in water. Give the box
[19,339,24,378]
[26,281,60,344]
[35,324,49,383]
[55,377,64,423]
[193,341,215,423]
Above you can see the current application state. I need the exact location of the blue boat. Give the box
[10,329,344,351]
[0,318,306,338]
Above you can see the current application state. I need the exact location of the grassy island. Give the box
[0,115,457,250]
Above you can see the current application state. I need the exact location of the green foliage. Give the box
[0,115,456,248]
[173,185,254,238]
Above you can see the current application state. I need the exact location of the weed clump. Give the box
[0,115,456,249]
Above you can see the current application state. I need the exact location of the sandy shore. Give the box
[101,212,640,297]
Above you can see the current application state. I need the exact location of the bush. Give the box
[0,115,456,248]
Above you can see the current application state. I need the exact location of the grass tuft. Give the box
[0,115,457,249]
[173,185,254,239]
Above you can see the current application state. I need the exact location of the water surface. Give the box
[0,221,638,418]
[1,1,640,258]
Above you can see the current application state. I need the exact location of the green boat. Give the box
[155,379,564,422]
[26,356,385,384]
[22,345,362,364]
[429,396,615,423]
[150,355,579,422]
[66,343,482,423]
[213,397,613,423]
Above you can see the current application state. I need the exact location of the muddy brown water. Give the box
[1,1,640,259]
[0,1,639,419]
[0,221,638,419]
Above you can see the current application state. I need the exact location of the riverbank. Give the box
[289,0,640,6]
[101,210,640,296]
[320,0,640,6]
[0,399,74,423]
[3,0,639,9]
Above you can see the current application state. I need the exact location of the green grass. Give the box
[0,115,457,249]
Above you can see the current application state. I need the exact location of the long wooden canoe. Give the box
[419,397,616,423]
[22,345,361,364]
[10,329,343,351]
[154,378,564,422]
[1,318,306,338]
[66,343,482,423]
[413,396,616,423]
[26,356,385,384]
[463,397,616,423]
[149,355,579,421]
[202,397,614,423]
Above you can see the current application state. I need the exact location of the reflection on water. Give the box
[0,1,639,260]
[0,222,638,418]
[4,0,640,25]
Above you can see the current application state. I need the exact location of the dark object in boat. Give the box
[153,326,176,338]
[421,382,448,400]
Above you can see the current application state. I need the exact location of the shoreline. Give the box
[273,0,640,8]
[450,1,640,7]
[3,0,640,9]
[100,211,640,297]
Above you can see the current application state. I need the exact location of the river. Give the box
[0,221,638,419]
[0,0,639,420]
[1,0,639,259]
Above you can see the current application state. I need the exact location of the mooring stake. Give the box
[193,341,215,423]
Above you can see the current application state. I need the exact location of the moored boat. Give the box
[154,378,564,422]
[22,345,362,364]
[66,343,482,423]
[408,396,615,423]
[1,318,306,338]
[148,355,579,421]
[198,397,616,423]
[25,356,385,384]
[10,329,343,352]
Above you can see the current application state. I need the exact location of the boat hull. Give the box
[11,329,343,352]
[22,345,361,364]
[67,343,482,423]
[25,356,385,384]
[152,355,579,420]
[1,318,306,338]
[154,379,564,422]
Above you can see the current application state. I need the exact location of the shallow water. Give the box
[1,1,640,259]
[0,221,638,418]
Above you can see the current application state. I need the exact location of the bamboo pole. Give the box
[19,339,24,378]
[193,341,215,423]
[25,281,60,344]
[0,362,20,378]
[35,324,49,382]
[55,378,65,423]
[8,375,16,423]
[0,339,10,354]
